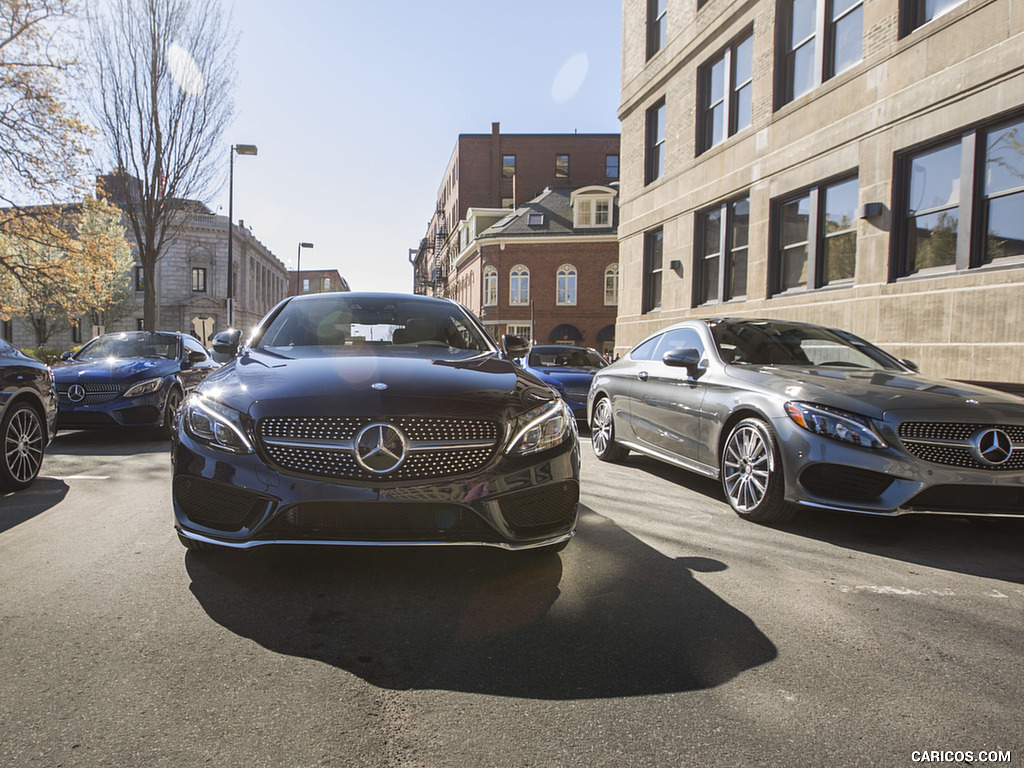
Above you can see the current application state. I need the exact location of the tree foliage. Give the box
[85,0,237,329]
[0,0,91,206]
[0,197,134,345]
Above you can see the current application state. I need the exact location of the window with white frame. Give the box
[556,264,577,305]
[509,265,530,305]
[507,324,532,341]
[604,264,619,305]
[483,266,498,306]
[573,190,615,227]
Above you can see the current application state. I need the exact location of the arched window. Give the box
[510,265,530,305]
[556,264,577,305]
[604,263,619,305]
[483,266,498,306]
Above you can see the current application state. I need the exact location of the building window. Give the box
[302,278,310,293]
[772,175,858,295]
[557,264,577,306]
[895,115,1024,277]
[136,318,145,330]
[2,320,12,342]
[699,30,753,154]
[324,278,331,291]
[510,265,530,305]
[779,0,863,107]
[573,193,614,227]
[71,319,82,344]
[696,196,749,305]
[604,264,619,306]
[647,0,667,60]
[645,99,666,185]
[134,266,145,291]
[901,0,967,36]
[191,267,207,292]
[507,324,532,342]
[483,266,498,306]
[643,228,664,313]
[555,154,570,179]
[606,155,619,179]
[502,155,516,178]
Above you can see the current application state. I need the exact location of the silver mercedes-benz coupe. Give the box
[588,318,1024,523]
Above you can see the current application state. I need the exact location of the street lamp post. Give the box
[296,241,314,295]
[227,143,258,327]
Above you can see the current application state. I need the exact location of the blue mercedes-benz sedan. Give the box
[53,331,218,437]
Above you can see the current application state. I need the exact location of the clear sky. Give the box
[209,0,623,293]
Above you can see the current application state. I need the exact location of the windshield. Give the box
[528,347,607,370]
[75,332,180,361]
[254,295,494,360]
[710,321,906,371]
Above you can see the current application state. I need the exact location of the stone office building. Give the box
[1,209,288,350]
[617,0,1024,387]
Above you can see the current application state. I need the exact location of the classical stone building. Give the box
[1,209,288,350]
[449,185,620,354]
[412,122,621,299]
[618,0,1024,387]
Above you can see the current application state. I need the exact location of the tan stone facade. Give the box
[618,0,1024,386]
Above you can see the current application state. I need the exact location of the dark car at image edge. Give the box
[588,317,1024,523]
[172,292,580,553]
[0,339,59,491]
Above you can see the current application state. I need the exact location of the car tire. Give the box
[161,387,183,439]
[590,396,628,463]
[0,401,45,491]
[720,417,793,523]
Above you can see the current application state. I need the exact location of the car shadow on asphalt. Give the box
[0,477,69,533]
[619,453,1024,584]
[184,506,778,699]
[47,429,170,456]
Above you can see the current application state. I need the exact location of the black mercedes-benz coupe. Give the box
[0,338,58,491]
[172,292,580,553]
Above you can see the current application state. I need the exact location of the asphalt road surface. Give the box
[1,427,1022,767]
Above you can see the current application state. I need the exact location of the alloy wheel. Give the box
[4,405,44,487]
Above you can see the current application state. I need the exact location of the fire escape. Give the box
[430,201,450,298]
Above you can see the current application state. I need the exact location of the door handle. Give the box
[637,371,649,382]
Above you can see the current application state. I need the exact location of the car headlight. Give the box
[508,399,574,455]
[784,401,886,449]
[183,395,255,454]
[124,377,163,397]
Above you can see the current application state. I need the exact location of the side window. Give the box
[654,328,706,360]
[630,335,663,361]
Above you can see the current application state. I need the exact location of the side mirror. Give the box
[899,358,919,372]
[60,351,72,361]
[663,347,702,375]
[211,329,242,363]
[501,334,530,360]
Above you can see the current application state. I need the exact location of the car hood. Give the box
[53,357,177,383]
[529,368,597,386]
[724,365,1024,422]
[200,350,557,421]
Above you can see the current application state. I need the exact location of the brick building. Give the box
[411,122,620,299]
[449,186,620,353]
[289,269,349,296]
[617,0,1024,387]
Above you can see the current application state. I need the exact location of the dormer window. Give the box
[571,186,617,228]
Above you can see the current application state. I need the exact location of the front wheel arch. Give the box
[719,416,793,524]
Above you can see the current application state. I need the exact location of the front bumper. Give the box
[771,416,1024,517]
[172,428,581,550]
[56,388,169,429]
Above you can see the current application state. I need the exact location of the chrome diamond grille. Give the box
[57,382,122,406]
[257,416,501,481]
[897,422,1024,471]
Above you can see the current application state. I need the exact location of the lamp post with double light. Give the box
[227,143,258,327]
[296,241,314,295]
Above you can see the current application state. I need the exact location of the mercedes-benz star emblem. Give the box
[354,423,407,474]
[971,428,1013,466]
[68,384,86,403]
